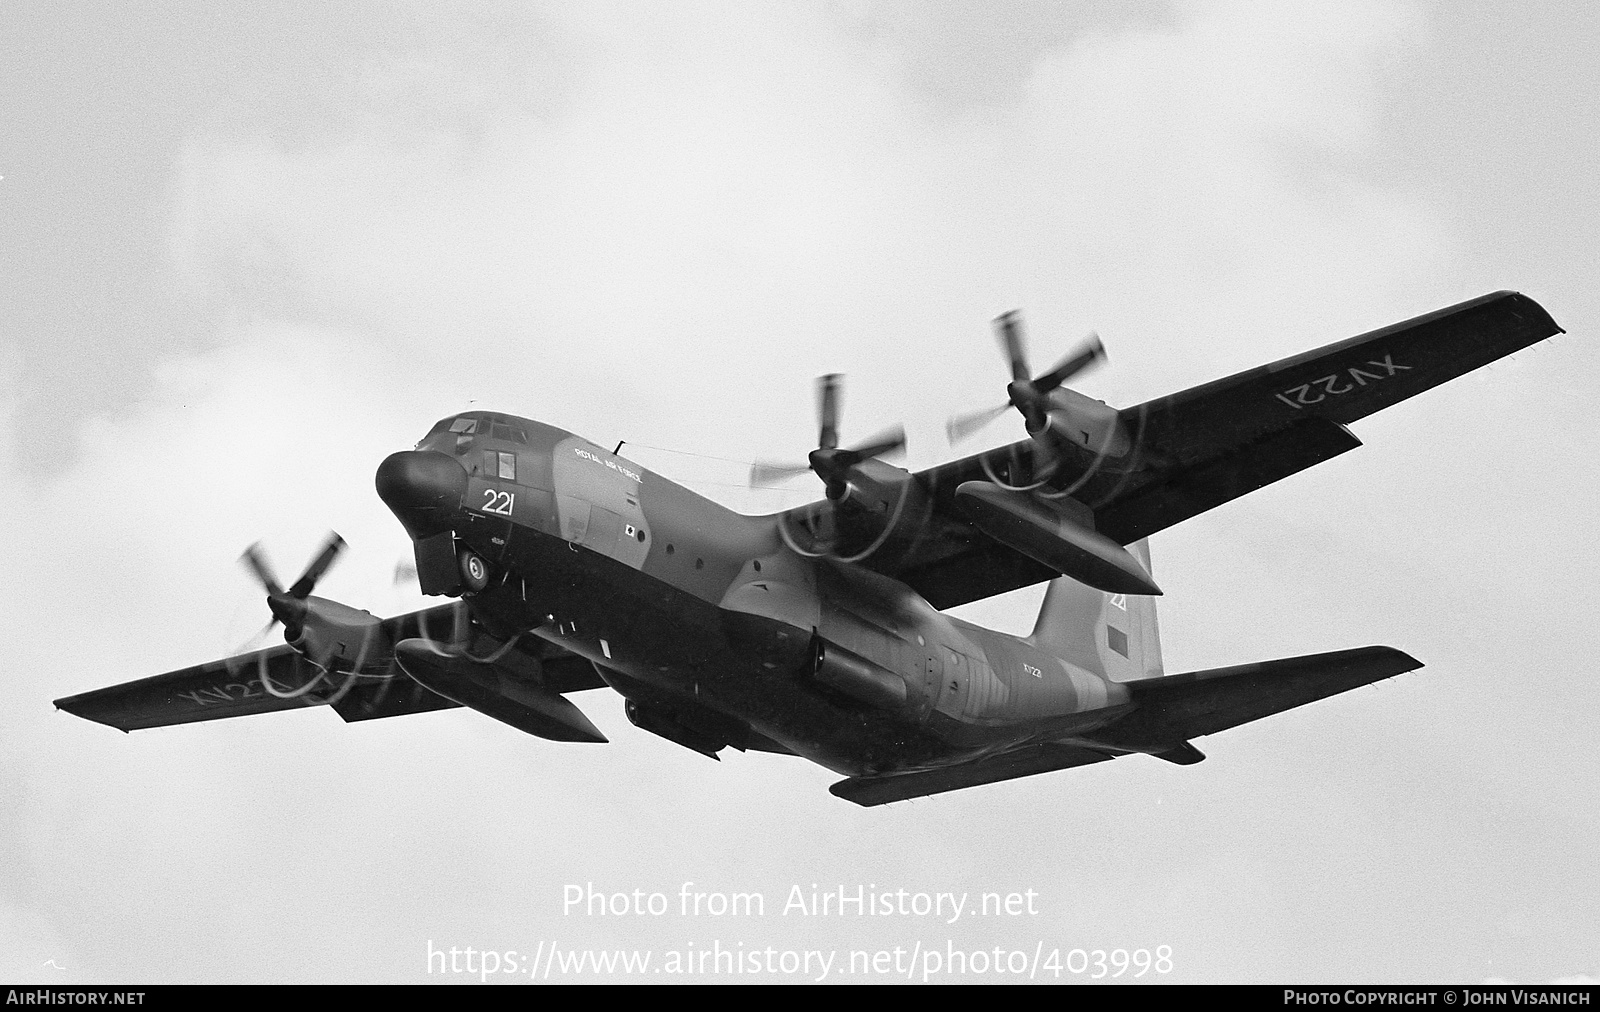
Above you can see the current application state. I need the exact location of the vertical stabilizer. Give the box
[1030,539,1163,682]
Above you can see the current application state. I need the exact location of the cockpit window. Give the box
[490,422,529,443]
[418,414,532,455]
[497,452,517,480]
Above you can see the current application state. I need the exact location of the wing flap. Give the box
[1096,416,1362,544]
[331,676,460,723]
[829,743,1113,806]
[1094,645,1422,751]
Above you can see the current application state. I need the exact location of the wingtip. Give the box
[1368,645,1424,672]
[53,692,134,732]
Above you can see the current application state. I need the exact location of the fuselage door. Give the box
[583,506,622,555]
[557,494,591,544]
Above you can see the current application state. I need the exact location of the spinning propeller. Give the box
[946,311,1109,490]
[240,532,347,642]
[235,532,394,701]
[749,374,905,545]
[750,374,906,496]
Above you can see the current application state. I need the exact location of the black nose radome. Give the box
[376,450,469,540]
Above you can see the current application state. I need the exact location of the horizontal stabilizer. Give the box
[830,744,1112,806]
[1150,741,1205,765]
[1095,645,1421,752]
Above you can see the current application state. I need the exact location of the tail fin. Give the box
[1030,539,1163,682]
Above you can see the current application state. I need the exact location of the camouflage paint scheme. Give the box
[56,291,1564,805]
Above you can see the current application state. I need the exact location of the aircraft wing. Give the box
[1092,289,1562,543]
[856,291,1562,609]
[54,604,607,733]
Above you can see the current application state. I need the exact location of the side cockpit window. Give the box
[483,450,516,480]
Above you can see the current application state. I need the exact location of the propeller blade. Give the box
[749,460,815,486]
[239,543,284,597]
[815,373,841,450]
[288,532,347,599]
[227,614,281,662]
[845,423,906,463]
[946,402,1010,443]
[994,311,1031,383]
[1034,332,1105,393]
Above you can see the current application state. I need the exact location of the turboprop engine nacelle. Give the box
[1040,388,1132,458]
[279,596,392,671]
[955,481,1161,596]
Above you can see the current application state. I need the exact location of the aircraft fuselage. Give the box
[377,411,1133,777]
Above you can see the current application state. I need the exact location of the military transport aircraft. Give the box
[56,291,1564,805]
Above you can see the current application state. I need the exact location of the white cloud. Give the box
[161,2,1447,485]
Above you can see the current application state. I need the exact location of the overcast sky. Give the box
[2,0,1595,984]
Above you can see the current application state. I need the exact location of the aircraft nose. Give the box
[375,450,469,539]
